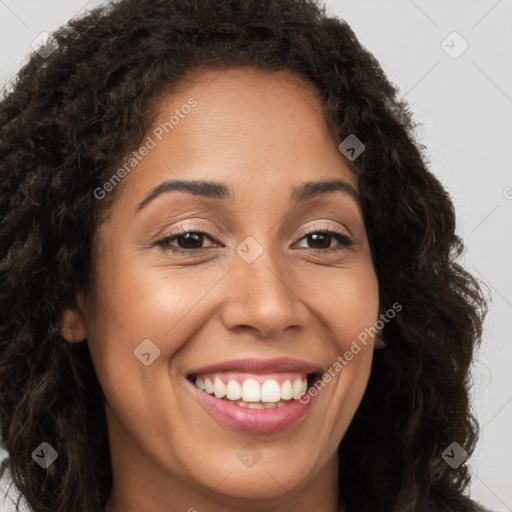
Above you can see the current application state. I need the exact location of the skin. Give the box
[60,67,380,512]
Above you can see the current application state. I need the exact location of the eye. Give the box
[294,229,354,252]
[155,227,354,254]
[156,229,218,253]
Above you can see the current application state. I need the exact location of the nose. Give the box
[220,246,309,338]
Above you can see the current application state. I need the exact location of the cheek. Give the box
[334,276,380,350]
[306,266,379,440]
[91,239,225,335]
[88,244,379,366]
[87,230,378,392]
[85,248,230,384]
[300,258,380,348]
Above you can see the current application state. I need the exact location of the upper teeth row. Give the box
[195,377,307,402]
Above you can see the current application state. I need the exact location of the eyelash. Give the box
[155,227,355,254]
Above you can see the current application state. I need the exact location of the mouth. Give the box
[185,359,323,433]
[186,371,322,408]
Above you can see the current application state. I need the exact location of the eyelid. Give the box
[157,220,219,239]
[158,221,351,242]
[155,221,355,254]
[295,222,351,240]
[154,223,220,252]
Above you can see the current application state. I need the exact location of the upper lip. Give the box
[187,357,323,376]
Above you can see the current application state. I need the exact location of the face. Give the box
[61,67,380,511]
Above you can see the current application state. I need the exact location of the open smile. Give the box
[185,358,323,433]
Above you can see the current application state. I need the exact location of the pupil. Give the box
[309,233,330,249]
[178,233,202,249]
[175,233,332,250]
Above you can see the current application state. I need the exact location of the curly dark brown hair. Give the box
[0,0,489,511]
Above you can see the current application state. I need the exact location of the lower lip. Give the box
[187,379,315,434]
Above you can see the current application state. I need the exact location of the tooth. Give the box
[260,379,281,402]
[226,380,242,400]
[292,378,303,399]
[213,377,226,398]
[247,402,265,409]
[280,379,292,400]
[201,375,307,402]
[204,378,214,394]
[263,402,278,408]
[241,378,260,402]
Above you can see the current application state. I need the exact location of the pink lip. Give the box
[185,358,322,433]
[187,357,323,376]
[186,378,316,434]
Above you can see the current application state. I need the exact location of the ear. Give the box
[374,334,387,349]
[374,306,388,349]
[59,294,87,343]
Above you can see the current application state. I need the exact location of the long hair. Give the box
[0,1,488,511]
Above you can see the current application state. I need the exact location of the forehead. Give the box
[112,66,357,210]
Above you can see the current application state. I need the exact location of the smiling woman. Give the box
[0,1,491,512]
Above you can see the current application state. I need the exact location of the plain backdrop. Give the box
[0,1,511,511]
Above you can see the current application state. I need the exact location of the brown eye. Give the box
[306,232,332,249]
[156,230,219,252]
[173,232,206,250]
[295,230,354,251]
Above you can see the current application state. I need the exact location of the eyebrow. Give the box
[135,178,360,212]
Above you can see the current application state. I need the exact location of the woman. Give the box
[0,0,492,511]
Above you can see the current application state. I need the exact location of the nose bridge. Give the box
[221,236,304,336]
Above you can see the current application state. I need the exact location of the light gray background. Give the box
[0,1,511,511]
